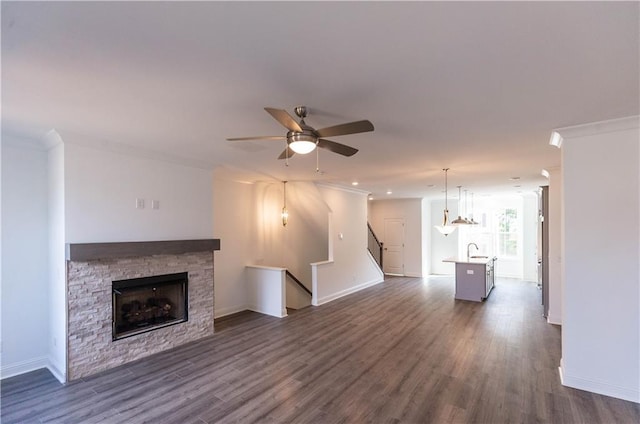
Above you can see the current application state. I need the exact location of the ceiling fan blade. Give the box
[226,136,286,141]
[315,120,374,138]
[317,139,359,157]
[277,147,296,160]
[264,107,303,132]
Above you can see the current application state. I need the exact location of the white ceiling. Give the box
[2,1,638,199]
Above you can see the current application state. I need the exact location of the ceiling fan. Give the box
[226,106,374,160]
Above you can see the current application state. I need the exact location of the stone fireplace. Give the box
[65,239,219,380]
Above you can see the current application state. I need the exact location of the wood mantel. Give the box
[65,239,221,261]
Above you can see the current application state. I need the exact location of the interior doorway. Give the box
[383,218,404,275]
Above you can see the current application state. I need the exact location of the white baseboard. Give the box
[560,361,639,403]
[547,314,562,325]
[1,355,49,380]
[214,304,249,319]
[315,276,384,306]
[404,272,422,278]
[246,304,287,318]
[47,358,66,383]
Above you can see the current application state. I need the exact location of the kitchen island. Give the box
[443,256,496,302]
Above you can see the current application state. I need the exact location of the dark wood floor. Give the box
[2,276,639,423]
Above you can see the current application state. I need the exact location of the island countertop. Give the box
[443,256,496,264]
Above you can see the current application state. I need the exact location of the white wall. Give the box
[430,199,459,275]
[369,198,424,277]
[64,141,213,242]
[47,137,66,382]
[251,181,328,285]
[312,185,384,305]
[245,266,286,318]
[280,182,329,286]
[559,118,639,402]
[1,138,50,378]
[547,167,563,324]
[212,173,252,317]
[522,194,538,282]
[421,198,432,276]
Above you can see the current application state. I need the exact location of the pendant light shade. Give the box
[435,168,457,236]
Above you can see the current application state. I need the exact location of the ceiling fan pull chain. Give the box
[316,145,320,173]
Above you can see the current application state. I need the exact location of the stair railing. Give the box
[367,222,383,269]
[285,270,312,296]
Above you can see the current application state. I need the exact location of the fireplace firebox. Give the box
[112,272,188,340]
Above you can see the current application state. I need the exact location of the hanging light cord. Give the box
[444,168,449,211]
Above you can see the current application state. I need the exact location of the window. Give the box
[457,198,522,261]
[497,208,518,257]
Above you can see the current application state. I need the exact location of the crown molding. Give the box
[315,181,370,196]
[555,115,639,141]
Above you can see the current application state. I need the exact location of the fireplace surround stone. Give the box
[65,240,219,380]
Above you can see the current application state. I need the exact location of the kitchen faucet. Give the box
[467,243,479,261]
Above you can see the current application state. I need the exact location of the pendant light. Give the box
[469,192,479,225]
[435,168,457,236]
[452,186,470,225]
[281,181,289,227]
[464,189,474,224]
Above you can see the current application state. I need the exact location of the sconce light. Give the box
[282,181,289,227]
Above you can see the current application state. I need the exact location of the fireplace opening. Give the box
[112,272,188,340]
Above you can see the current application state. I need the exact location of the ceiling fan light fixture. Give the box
[289,140,317,154]
[288,133,317,154]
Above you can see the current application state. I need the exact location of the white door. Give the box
[383,218,404,275]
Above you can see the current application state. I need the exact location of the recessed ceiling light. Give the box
[368,196,373,200]
[386,190,392,195]
[541,169,550,179]
[352,181,359,186]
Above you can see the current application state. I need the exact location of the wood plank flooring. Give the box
[2,276,639,423]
